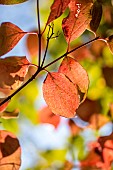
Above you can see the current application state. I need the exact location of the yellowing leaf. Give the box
[43,72,80,118]
[0,0,28,5]
[0,22,27,56]
[46,0,70,26]
[89,1,102,33]
[0,109,19,119]
[0,130,21,170]
[62,0,93,43]
[0,56,29,90]
[58,56,89,102]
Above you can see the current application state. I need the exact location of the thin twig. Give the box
[0,37,99,106]
[37,0,41,67]
[41,25,54,67]
[43,36,100,70]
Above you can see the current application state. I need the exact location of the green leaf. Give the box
[0,0,28,5]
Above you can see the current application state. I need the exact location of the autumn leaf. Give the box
[43,72,80,118]
[102,67,113,88]
[0,130,21,170]
[46,0,70,26]
[0,98,9,113]
[64,160,74,170]
[58,56,89,102]
[38,106,61,128]
[62,0,93,43]
[80,149,102,169]
[106,35,113,54]
[76,99,101,122]
[71,43,93,62]
[0,0,28,5]
[88,113,110,129]
[26,30,45,59]
[0,22,27,56]
[0,56,29,90]
[98,133,113,170]
[0,109,19,119]
[89,1,102,33]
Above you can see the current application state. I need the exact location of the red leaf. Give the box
[39,106,61,128]
[97,133,113,169]
[46,0,70,25]
[0,130,21,170]
[58,56,89,102]
[0,56,29,90]
[62,0,93,43]
[43,72,80,118]
[0,22,27,56]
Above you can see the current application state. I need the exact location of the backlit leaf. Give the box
[0,130,21,170]
[46,0,70,26]
[26,30,45,59]
[43,72,80,118]
[0,98,9,113]
[0,109,19,119]
[0,0,28,5]
[58,56,89,102]
[0,22,27,56]
[39,106,61,128]
[89,1,102,33]
[0,56,29,90]
[62,0,93,43]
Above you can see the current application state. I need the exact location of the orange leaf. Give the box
[43,72,80,118]
[58,56,89,102]
[0,130,21,170]
[39,106,61,128]
[0,22,27,56]
[26,30,45,59]
[0,56,29,90]
[46,0,70,26]
[0,98,9,113]
[62,0,93,43]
